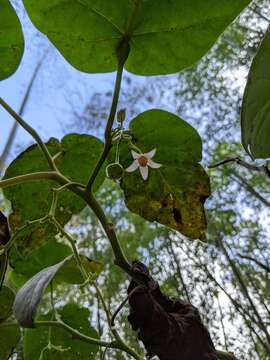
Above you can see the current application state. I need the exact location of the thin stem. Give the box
[0,98,57,171]
[86,65,124,190]
[230,171,270,208]
[49,192,58,217]
[86,38,129,191]
[0,171,68,189]
[51,217,88,281]
[216,350,237,360]
[167,236,191,302]
[178,242,270,353]
[209,156,270,178]
[238,254,270,273]
[218,237,270,344]
[49,219,141,359]
[217,296,228,351]
[94,284,143,360]
[111,285,142,327]
[36,320,121,349]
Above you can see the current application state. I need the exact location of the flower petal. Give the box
[126,160,139,172]
[143,148,156,159]
[131,150,140,159]
[148,160,162,169]
[139,166,148,180]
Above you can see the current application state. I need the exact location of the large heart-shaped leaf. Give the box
[13,254,103,327]
[0,211,10,288]
[24,304,99,359]
[0,323,21,360]
[118,109,210,240]
[0,0,24,80]
[241,25,270,159]
[0,286,15,322]
[3,133,105,256]
[22,0,250,75]
[9,239,72,282]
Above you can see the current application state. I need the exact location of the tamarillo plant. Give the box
[1,0,269,359]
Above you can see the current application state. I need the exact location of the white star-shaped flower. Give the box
[125,148,162,180]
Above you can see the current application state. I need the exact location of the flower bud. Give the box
[106,163,124,181]
[117,109,126,124]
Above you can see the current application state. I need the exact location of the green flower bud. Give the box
[106,163,124,181]
[117,108,126,124]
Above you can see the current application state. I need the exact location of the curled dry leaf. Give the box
[127,261,217,360]
[0,211,10,289]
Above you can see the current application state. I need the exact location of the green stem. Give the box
[94,284,143,360]
[0,171,68,189]
[83,190,132,276]
[36,321,128,352]
[51,217,88,280]
[0,97,57,171]
[86,40,129,191]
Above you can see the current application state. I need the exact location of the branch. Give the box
[230,171,270,208]
[0,320,128,354]
[216,350,237,360]
[238,254,270,273]
[93,284,143,360]
[178,241,269,353]
[0,171,68,189]
[111,285,143,327]
[0,98,57,171]
[209,156,270,179]
[167,236,191,302]
[217,237,270,344]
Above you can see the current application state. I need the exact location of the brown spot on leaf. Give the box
[0,212,10,246]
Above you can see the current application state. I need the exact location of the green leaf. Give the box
[0,211,10,288]
[0,286,15,322]
[3,134,105,256]
[24,304,99,360]
[241,25,270,159]
[13,254,103,327]
[0,323,21,360]
[9,239,72,281]
[0,252,8,289]
[22,0,250,75]
[0,0,24,80]
[118,109,210,239]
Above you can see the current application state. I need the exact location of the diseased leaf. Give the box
[3,134,105,256]
[0,286,15,322]
[13,255,103,327]
[0,323,21,360]
[0,0,24,80]
[119,109,210,240]
[0,211,10,288]
[241,25,270,159]
[9,239,72,281]
[22,0,250,75]
[24,304,99,360]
